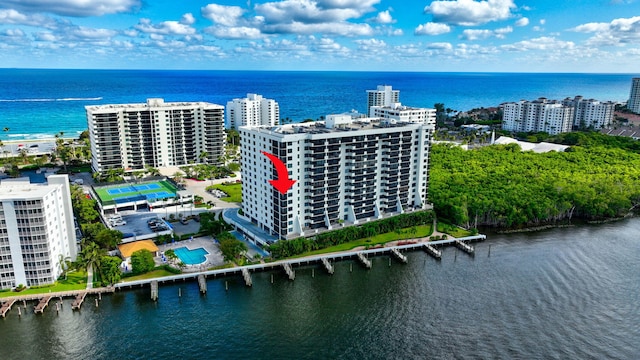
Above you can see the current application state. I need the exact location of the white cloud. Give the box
[69,27,117,40]
[262,21,373,36]
[461,26,511,40]
[461,29,492,40]
[135,18,196,36]
[414,22,451,35]
[123,29,138,37]
[370,10,395,24]
[35,32,58,41]
[0,9,58,28]
[0,0,140,17]
[570,16,640,46]
[515,17,529,26]
[181,13,196,25]
[206,26,263,39]
[201,4,246,27]
[540,19,546,25]
[424,0,516,26]
[426,42,453,50]
[354,38,387,51]
[502,36,575,51]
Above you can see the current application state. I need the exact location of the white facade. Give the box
[562,96,615,129]
[628,78,640,114]
[226,93,279,129]
[86,98,225,173]
[502,98,574,135]
[370,103,436,124]
[240,115,435,240]
[367,85,400,116]
[0,175,77,289]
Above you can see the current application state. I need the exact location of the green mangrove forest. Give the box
[429,132,640,229]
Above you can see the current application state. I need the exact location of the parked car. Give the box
[111,220,127,226]
[180,218,189,225]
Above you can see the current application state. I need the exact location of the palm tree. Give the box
[57,254,72,280]
[199,151,209,164]
[80,242,105,282]
[145,165,160,177]
[19,148,29,164]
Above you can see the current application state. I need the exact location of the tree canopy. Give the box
[428,137,640,229]
[131,249,155,275]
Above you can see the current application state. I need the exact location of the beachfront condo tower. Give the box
[240,110,435,241]
[0,175,77,289]
[367,85,400,117]
[502,98,575,135]
[628,78,640,114]
[226,93,280,129]
[86,98,225,173]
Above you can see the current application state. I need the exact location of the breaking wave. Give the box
[0,97,103,102]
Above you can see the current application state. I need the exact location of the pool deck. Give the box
[157,236,225,272]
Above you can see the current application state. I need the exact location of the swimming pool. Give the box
[174,247,209,265]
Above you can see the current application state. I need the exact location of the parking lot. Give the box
[106,208,207,241]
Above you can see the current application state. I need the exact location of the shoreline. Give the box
[1,234,484,302]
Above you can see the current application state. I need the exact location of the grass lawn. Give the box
[292,224,434,258]
[121,269,177,282]
[437,222,473,238]
[0,270,87,298]
[210,183,242,203]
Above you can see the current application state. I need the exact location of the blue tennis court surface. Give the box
[145,191,172,200]
[133,183,161,191]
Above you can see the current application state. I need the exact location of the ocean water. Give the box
[1,218,639,359]
[0,69,637,140]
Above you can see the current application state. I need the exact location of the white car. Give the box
[111,219,127,226]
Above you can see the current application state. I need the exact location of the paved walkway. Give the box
[223,208,279,245]
[86,264,93,289]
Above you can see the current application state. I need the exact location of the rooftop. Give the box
[118,240,159,258]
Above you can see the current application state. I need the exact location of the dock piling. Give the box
[241,268,252,287]
[357,253,372,269]
[282,263,295,280]
[198,274,207,294]
[321,258,334,275]
[150,281,158,301]
[390,248,407,264]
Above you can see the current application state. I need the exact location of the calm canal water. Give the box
[1,218,639,359]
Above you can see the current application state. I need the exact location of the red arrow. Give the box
[261,151,296,194]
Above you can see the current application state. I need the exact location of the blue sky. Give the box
[0,0,639,72]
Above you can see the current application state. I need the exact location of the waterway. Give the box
[1,218,639,359]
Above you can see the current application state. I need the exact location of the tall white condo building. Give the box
[227,93,279,129]
[367,85,400,116]
[628,78,640,114]
[86,98,225,173]
[0,175,77,289]
[240,112,435,240]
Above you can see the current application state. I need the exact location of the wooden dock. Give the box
[423,243,442,259]
[150,281,158,301]
[109,234,488,296]
[241,268,252,287]
[454,239,475,254]
[198,274,207,294]
[321,257,334,275]
[0,298,17,318]
[357,253,372,269]
[71,292,87,310]
[34,296,52,314]
[282,263,295,280]
[390,248,408,263]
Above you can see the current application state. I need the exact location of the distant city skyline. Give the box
[0,1,639,72]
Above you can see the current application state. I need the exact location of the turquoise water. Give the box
[174,247,209,265]
[0,69,637,140]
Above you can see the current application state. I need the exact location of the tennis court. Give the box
[94,180,178,205]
